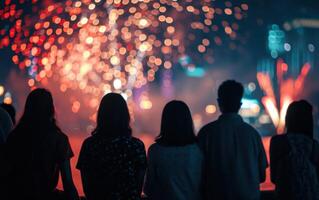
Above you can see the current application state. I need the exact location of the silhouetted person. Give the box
[76,93,147,200]
[270,100,319,200]
[198,80,268,200]
[0,103,16,125]
[144,100,203,200]
[5,88,79,200]
[0,107,13,200]
[0,107,13,144]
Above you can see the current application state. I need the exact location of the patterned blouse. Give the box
[77,134,147,200]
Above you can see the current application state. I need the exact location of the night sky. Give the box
[1,0,319,135]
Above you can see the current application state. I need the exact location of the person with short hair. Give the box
[198,80,268,200]
[144,100,203,200]
[270,100,319,200]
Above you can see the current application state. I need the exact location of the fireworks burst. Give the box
[1,0,248,114]
[257,59,311,134]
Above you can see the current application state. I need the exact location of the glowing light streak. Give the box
[257,59,311,134]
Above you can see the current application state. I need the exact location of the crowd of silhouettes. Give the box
[0,79,318,200]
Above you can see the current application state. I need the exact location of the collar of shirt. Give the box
[218,113,243,122]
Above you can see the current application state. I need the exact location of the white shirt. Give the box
[198,113,268,200]
[144,143,203,200]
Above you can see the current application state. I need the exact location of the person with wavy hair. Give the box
[270,100,319,200]
[5,88,79,200]
[77,93,147,200]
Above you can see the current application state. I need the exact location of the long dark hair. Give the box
[286,100,313,138]
[12,88,61,137]
[156,100,196,146]
[93,93,132,137]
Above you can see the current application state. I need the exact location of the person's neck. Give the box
[221,112,238,115]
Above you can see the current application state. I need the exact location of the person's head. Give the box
[285,100,313,138]
[15,88,59,133]
[217,80,244,113]
[1,103,16,125]
[94,93,131,137]
[156,100,196,146]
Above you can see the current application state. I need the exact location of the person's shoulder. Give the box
[80,135,97,147]
[50,130,69,142]
[203,120,219,129]
[130,136,146,148]
[241,121,260,137]
[199,120,218,135]
[186,143,203,153]
[148,143,158,152]
[271,134,286,144]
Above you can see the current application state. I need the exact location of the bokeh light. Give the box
[0,0,248,116]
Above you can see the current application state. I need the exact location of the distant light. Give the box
[224,8,232,15]
[80,63,91,75]
[259,114,271,124]
[241,98,259,108]
[140,99,152,110]
[139,42,150,52]
[308,44,315,52]
[283,22,292,31]
[89,98,99,108]
[284,43,291,51]
[271,51,278,58]
[99,25,107,33]
[79,17,88,25]
[121,92,128,101]
[193,114,203,131]
[83,51,91,59]
[88,3,95,10]
[205,104,217,114]
[271,24,279,30]
[240,98,261,117]
[86,125,95,133]
[4,92,12,104]
[86,37,94,44]
[104,88,111,95]
[113,78,122,90]
[186,67,206,77]
[251,104,260,114]
[178,55,191,67]
[0,85,4,96]
[268,24,285,57]
[72,101,81,113]
[248,82,256,92]
[292,19,319,29]
[110,56,120,65]
[139,18,149,27]
[241,4,249,11]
